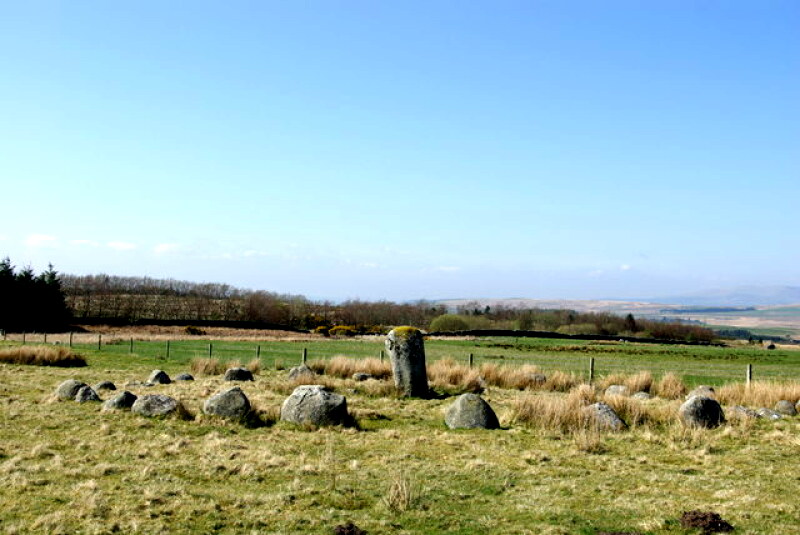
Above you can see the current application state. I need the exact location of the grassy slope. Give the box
[1,339,800,534]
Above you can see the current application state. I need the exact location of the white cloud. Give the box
[107,241,136,251]
[620,264,632,271]
[71,239,100,247]
[25,234,57,247]
[154,243,179,254]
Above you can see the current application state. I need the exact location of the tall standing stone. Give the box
[385,327,428,398]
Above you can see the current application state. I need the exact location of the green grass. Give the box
[2,337,800,533]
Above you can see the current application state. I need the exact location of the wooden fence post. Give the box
[302,348,308,365]
[208,343,213,357]
[589,357,595,384]
[22,332,26,345]
[380,350,384,363]
[69,332,73,347]
[97,334,102,351]
[166,340,170,359]
[256,345,261,358]
[129,338,134,354]
[469,353,474,368]
[746,364,753,385]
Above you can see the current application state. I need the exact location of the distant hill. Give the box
[651,286,800,307]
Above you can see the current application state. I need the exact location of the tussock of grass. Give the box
[190,357,227,375]
[717,380,800,407]
[308,356,392,380]
[513,386,596,432]
[427,358,484,392]
[597,371,653,393]
[652,372,687,399]
[0,346,86,367]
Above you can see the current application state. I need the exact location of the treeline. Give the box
[0,258,71,332]
[58,274,715,342]
[60,274,445,330]
[435,303,716,342]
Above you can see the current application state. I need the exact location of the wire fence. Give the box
[3,331,798,385]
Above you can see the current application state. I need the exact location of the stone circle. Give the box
[224,367,254,381]
[203,387,251,420]
[132,394,182,418]
[679,396,725,428]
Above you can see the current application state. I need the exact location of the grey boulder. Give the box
[102,391,138,411]
[774,400,797,416]
[147,370,171,385]
[605,385,629,397]
[585,402,627,431]
[175,373,195,381]
[224,367,254,382]
[75,386,101,403]
[203,387,251,420]
[280,385,348,426]
[288,364,315,380]
[632,392,653,400]
[132,394,181,417]
[686,385,716,399]
[444,393,499,430]
[93,381,117,392]
[679,396,725,428]
[56,379,87,401]
[756,408,782,420]
[352,372,374,382]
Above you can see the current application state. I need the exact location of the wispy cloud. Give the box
[25,234,57,247]
[620,264,632,271]
[154,243,179,254]
[107,241,136,251]
[71,239,100,247]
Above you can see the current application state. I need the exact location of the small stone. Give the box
[132,394,181,418]
[103,391,138,411]
[528,373,547,386]
[352,372,374,382]
[203,387,251,420]
[93,381,117,392]
[731,405,759,418]
[75,386,101,403]
[280,385,349,426]
[288,364,315,380]
[224,367,254,381]
[774,400,797,416]
[147,370,171,384]
[605,385,629,397]
[174,373,194,381]
[586,402,627,431]
[756,408,782,420]
[444,393,500,430]
[631,392,653,400]
[679,396,725,428]
[55,380,87,401]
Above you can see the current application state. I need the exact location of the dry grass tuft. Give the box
[0,346,86,367]
[597,371,653,393]
[717,380,800,407]
[652,372,687,399]
[384,470,416,512]
[309,356,392,380]
[190,358,227,376]
[245,358,261,375]
[427,358,484,392]
[513,388,593,432]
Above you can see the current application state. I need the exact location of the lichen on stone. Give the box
[391,326,420,338]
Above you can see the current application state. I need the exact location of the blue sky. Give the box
[2,1,798,301]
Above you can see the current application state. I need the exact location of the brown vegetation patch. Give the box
[0,346,86,367]
[309,356,391,380]
[680,510,734,533]
[717,380,800,407]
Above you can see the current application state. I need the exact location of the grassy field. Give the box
[2,336,800,534]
